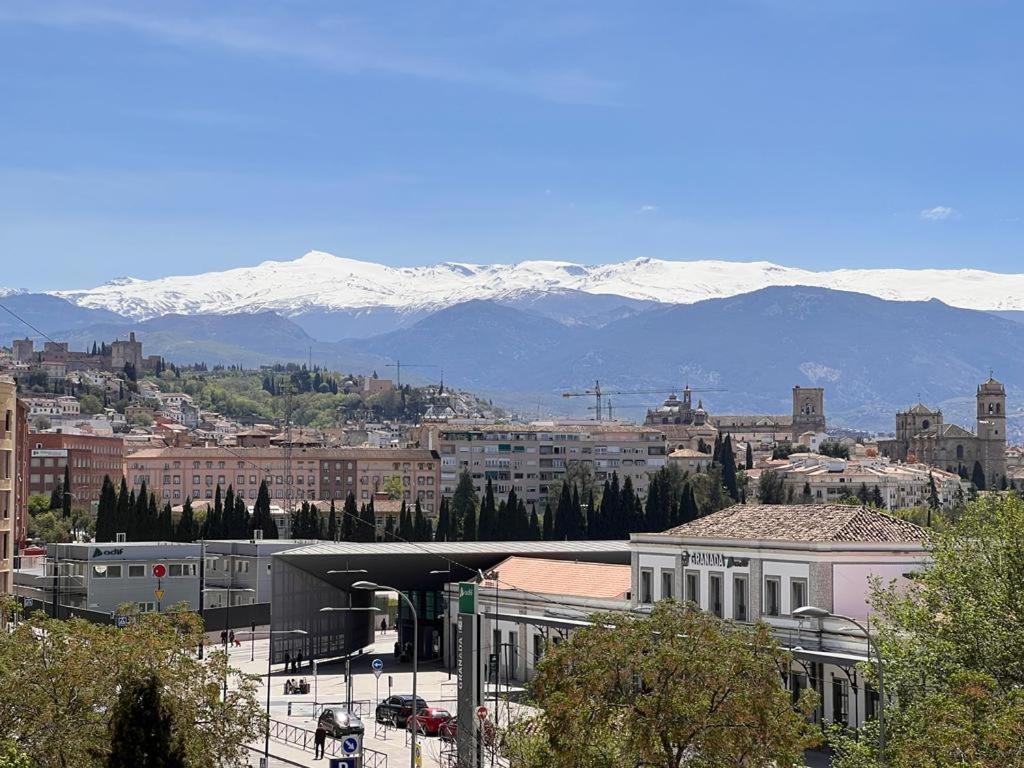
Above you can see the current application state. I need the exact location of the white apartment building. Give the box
[767,453,967,510]
[435,421,668,506]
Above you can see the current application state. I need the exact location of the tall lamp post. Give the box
[351,580,419,768]
[262,628,308,760]
[793,605,885,761]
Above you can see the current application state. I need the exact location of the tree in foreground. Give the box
[0,599,261,767]
[831,493,1024,767]
[106,675,186,768]
[504,601,819,768]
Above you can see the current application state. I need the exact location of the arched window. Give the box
[922,419,930,430]
[989,403,995,414]
[996,403,1002,414]
[956,444,964,460]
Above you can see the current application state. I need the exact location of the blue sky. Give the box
[2,1,1023,290]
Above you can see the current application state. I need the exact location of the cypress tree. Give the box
[358,499,377,542]
[384,515,395,541]
[451,470,477,541]
[528,504,541,540]
[571,484,584,540]
[679,482,699,524]
[542,502,553,540]
[251,480,278,539]
[435,498,450,542]
[176,498,196,543]
[232,495,249,538]
[397,501,411,541]
[209,485,224,539]
[553,482,572,540]
[585,490,597,539]
[146,495,158,540]
[720,434,739,500]
[413,499,426,541]
[49,486,62,512]
[745,442,754,470]
[478,479,496,541]
[158,503,174,540]
[621,476,640,535]
[327,499,338,541]
[871,485,885,509]
[114,478,130,540]
[972,460,987,491]
[343,492,358,540]
[800,481,813,504]
[644,476,662,532]
[61,465,71,519]
[95,476,116,542]
[106,674,186,768]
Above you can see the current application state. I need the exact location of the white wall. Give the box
[832,563,911,619]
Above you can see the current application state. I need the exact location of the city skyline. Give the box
[3,1,1024,289]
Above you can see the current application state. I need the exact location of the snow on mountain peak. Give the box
[49,250,1024,320]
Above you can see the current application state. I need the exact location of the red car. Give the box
[406,707,454,736]
[438,717,496,745]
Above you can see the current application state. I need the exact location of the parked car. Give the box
[406,707,454,736]
[375,695,429,727]
[438,716,496,746]
[317,708,364,738]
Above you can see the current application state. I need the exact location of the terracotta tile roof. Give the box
[480,556,631,600]
[657,504,927,544]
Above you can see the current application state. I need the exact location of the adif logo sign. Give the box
[92,547,125,558]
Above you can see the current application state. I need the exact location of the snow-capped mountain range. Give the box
[48,251,1024,320]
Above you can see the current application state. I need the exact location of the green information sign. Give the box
[458,582,477,614]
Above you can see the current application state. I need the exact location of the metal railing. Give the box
[267,718,387,767]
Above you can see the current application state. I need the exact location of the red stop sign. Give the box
[152,563,167,578]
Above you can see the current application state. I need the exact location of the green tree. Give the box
[756,469,786,504]
[831,494,1024,767]
[327,499,338,541]
[175,498,197,543]
[0,741,31,768]
[435,498,450,542]
[528,504,541,540]
[972,460,987,491]
[106,674,186,768]
[250,480,278,539]
[720,434,739,500]
[0,599,261,768]
[79,393,103,415]
[382,475,404,500]
[542,502,553,540]
[745,442,754,470]
[478,479,496,541]
[819,439,851,459]
[504,602,819,768]
[927,472,940,527]
[451,470,477,541]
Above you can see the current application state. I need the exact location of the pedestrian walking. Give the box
[220,629,228,645]
[283,651,290,672]
[380,616,387,633]
[314,723,327,759]
[297,651,304,669]
[228,629,236,646]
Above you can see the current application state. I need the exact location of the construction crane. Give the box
[563,380,724,422]
[384,360,439,388]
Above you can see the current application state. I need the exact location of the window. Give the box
[660,569,674,601]
[790,578,808,615]
[733,575,748,621]
[708,573,723,617]
[128,564,145,578]
[685,571,700,604]
[92,564,122,578]
[168,563,197,577]
[640,569,654,604]
[137,602,156,613]
[764,576,781,617]
[832,678,849,726]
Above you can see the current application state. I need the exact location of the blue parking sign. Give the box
[329,759,356,768]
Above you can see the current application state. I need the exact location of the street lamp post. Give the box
[794,605,885,761]
[261,628,308,760]
[352,580,418,768]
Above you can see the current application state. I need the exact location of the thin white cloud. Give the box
[920,205,956,221]
[638,204,659,213]
[0,3,620,106]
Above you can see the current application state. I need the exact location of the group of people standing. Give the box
[282,649,305,672]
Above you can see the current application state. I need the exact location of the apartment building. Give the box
[0,378,15,593]
[126,446,441,515]
[434,421,668,506]
[26,432,126,507]
[764,453,967,510]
